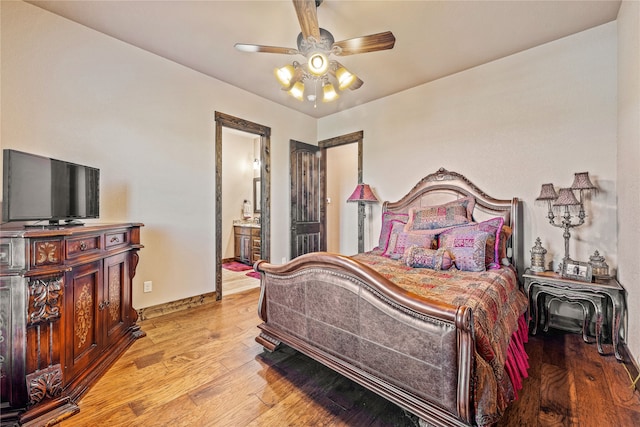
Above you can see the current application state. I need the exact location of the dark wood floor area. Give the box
[60,288,640,426]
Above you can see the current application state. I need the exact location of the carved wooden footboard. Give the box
[255,252,476,427]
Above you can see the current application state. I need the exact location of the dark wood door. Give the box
[290,140,325,258]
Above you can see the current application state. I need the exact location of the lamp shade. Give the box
[536,183,558,201]
[347,183,379,203]
[336,66,356,90]
[274,64,295,88]
[570,172,596,191]
[288,81,305,101]
[322,82,339,102]
[553,188,580,206]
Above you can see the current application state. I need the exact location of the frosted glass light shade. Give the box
[274,64,295,87]
[322,82,339,102]
[308,52,329,76]
[288,81,305,101]
[336,66,356,90]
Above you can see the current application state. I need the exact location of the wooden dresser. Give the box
[0,223,144,426]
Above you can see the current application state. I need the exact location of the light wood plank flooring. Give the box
[222,266,260,295]
[60,288,640,426]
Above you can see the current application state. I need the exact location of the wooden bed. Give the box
[254,168,527,426]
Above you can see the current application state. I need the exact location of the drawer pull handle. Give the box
[99,300,111,310]
[79,241,87,251]
[110,237,120,243]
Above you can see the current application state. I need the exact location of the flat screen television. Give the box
[2,149,100,226]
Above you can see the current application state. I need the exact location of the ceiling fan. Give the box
[235,0,396,104]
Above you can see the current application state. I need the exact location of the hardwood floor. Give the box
[222,267,260,295]
[59,288,640,427]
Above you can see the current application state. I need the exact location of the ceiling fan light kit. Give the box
[235,0,395,106]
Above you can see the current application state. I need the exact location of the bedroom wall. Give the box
[616,0,640,367]
[0,1,317,308]
[319,23,618,272]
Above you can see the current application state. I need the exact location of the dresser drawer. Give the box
[66,234,101,259]
[31,239,64,268]
[105,230,129,249]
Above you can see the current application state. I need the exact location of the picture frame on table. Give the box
[562,260,593,282]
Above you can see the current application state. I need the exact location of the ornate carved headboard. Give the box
[382,168,524,279]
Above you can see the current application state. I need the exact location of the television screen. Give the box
[2,149,100,225]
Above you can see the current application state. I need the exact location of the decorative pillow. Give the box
[440,230,492,272]
[404,197,476,233]
[438,217,505,269]
[383,221,437,260]
[404,246,453,270]
[377,212,409,251]
[499,225,513,265]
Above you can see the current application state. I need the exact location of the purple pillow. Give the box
[439,230,491,272]
[438,217,505,269]
[377,212,409,251]
[404,246,453,270]
[405,197,476,233]
[383,222,437,260]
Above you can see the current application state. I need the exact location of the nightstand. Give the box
[523,269,626,361]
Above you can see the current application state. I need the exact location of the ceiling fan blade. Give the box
[332,31,396,56]
[235,43,299,55]
[293,0,321,40]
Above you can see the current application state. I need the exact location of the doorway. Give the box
[320,131,364,253]
[289,131,364,259]
[215,112,271,300]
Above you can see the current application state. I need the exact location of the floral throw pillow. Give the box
[439,230,492,272]
[404,246,454,270]
[405,197,476,233]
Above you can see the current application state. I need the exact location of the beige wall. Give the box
[319,23,618,272]
[0,1,317,308]
[617,0,640,365]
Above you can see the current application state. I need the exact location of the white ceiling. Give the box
[28,0,621,119]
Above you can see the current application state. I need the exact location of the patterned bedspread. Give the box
[352,251,529,426]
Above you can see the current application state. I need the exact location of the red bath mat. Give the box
[246,271,260,279]
[222,261,252,272]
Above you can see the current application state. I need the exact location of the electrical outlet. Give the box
[281,257,287,264]
[143,281,152,293]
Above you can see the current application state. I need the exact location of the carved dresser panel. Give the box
[0,223,143,426]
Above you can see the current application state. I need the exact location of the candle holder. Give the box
[535,172,597,265]
[530,237,547,272]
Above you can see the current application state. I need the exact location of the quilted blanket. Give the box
[352,251,529,426]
